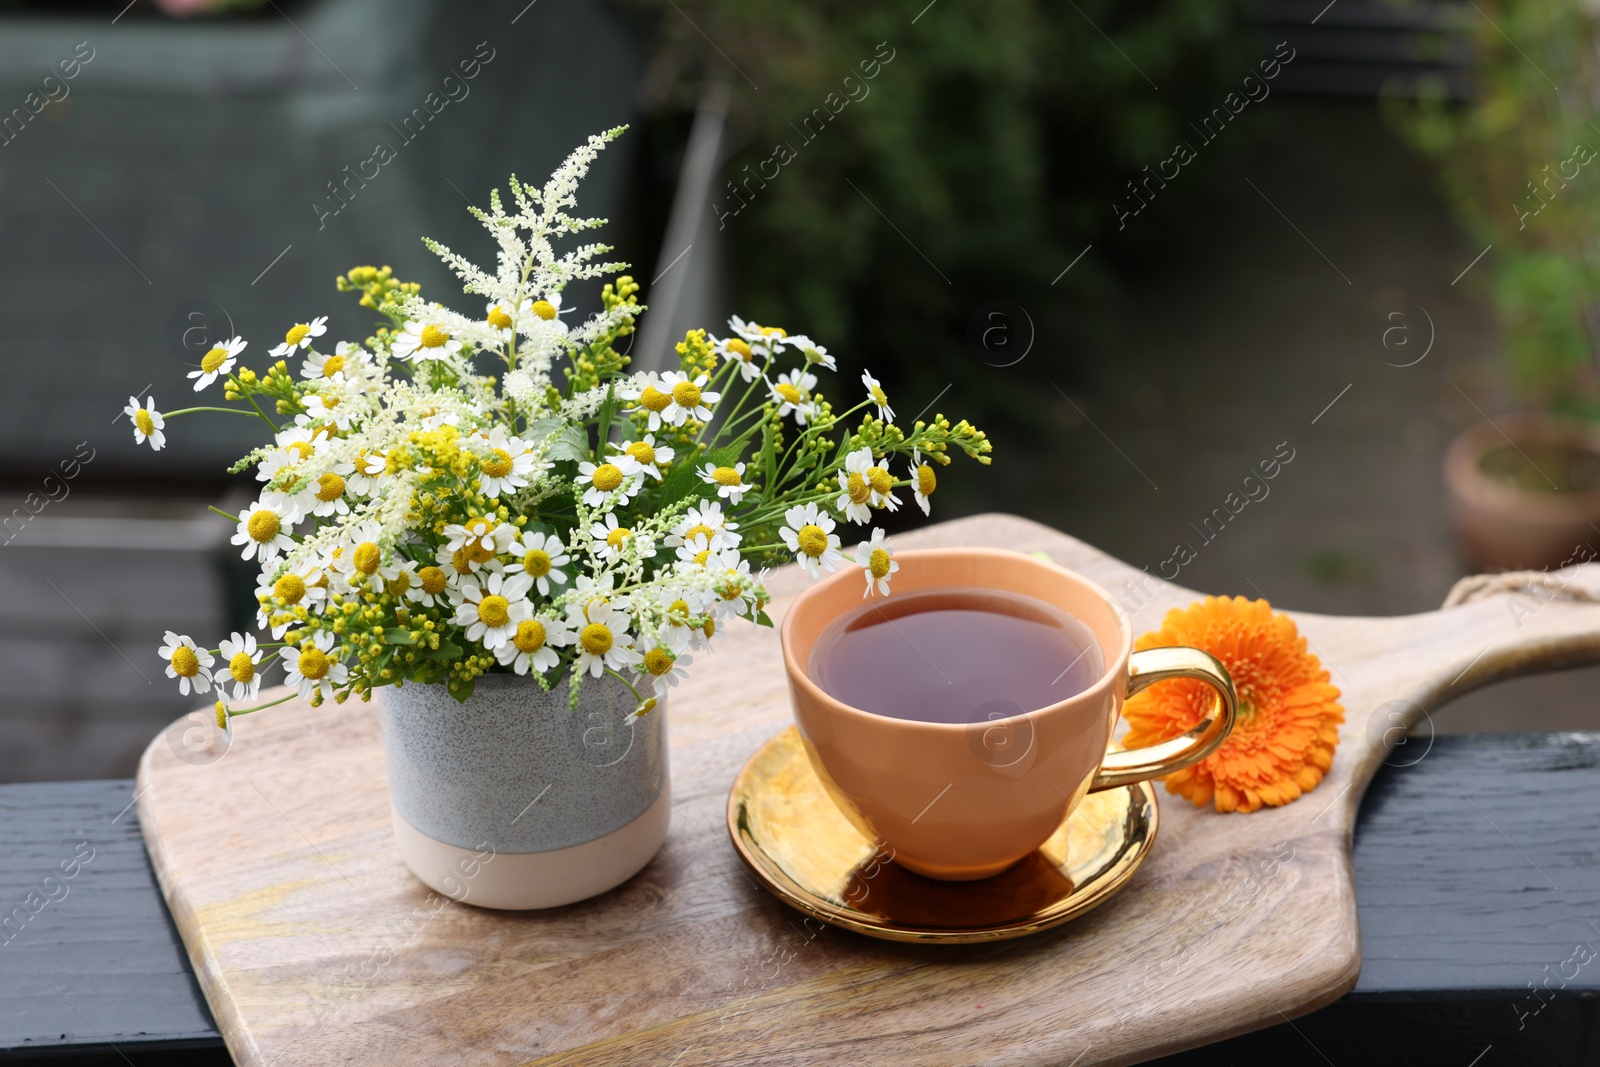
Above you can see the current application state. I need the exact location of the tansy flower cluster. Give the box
[144,128,992,734]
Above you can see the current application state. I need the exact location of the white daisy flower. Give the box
[258,426,319,483]
[856,528,899,597]
[347,450,387,496]
[381,559,424,601]
[523,292,567,335]
[232,498,299,563]
[335,520,400,586]
[298,388,355,431]
[610,434,674,481]
[795,338,836,372]
[779,502,843,579]
[835,446,897,522]
[217,631,264,702]
[494,613,574,676]
[770,370,818,425]
[657,370,720,426]
[125,396,165,451]
[484,297,530,336]
[452,570,535,650]
[567,599,643,678]
[715,334,766,382]
[434,540,495,580]
[443,517,518,561]
[187,335,246,392]
[861,370,895,423]
[698,462,751,504]
[281,630,348,702]
[505,531,570,595]
[269,316,328,358]
[911,448,937,516]
[302,341,367,381]
[673,532,717,569]
[391,318,464,362]
[307,462,356,518]
[638,631,693,698]
[619,372,674,431]
[255,566,327,638]
[666,500,742,550]
[707,548,761,617]
[590,513,653,563]
[405,563,452,608]
[158,631,213,697]
[476,428,541,499]
[660,594,716,651]
[578,458,642,508]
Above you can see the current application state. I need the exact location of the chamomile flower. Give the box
[125,396,165,451]
[779,503,843,578]
[443,516,518,562]
[382,559,423,601]
[475,428,540,498]
[505,531,570,595]
[187,335,246,391]
[281,630,348,702]
[911,448,937,516]
[638,632,693,698]
[392,318,464,361]
[590,513,653,563]
[217,631,264,702]
[660,595,715,650]
[524,292,567,334]
[578,457,642,507]
[657,370,720,427]
[840,446,898,514]
[259,426,319,483]
[302,341,366,381]
[707,548,761,617]
[484,297,529,335]
[856,528,898,597]
[346,450,386,496]
[567,598,642,678]
[406,564,452,607]
[861,370,894,423]
[255,566,327,637]
[698,462,751,504]
[715,334,765,381]
[158,632,213,696]
[795,339,836,372]
[335,520,400,586]
[769,370,818,425]
[666,500,742,551]
[495,613,573,675]
[674,532,717,569]
[306,462,356,518]
[232,498,299,563]
[452,570,535,650]
[435,540,489,580]
[620,372,673,431]
[610,434,674,481]
[269,316,328,358]
[299,387,354,431]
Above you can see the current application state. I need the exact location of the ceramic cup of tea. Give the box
[780,547,1237,880]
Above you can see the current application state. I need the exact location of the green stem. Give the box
[223,691,299,717]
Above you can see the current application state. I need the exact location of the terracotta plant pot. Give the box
[1444,415,1600,571]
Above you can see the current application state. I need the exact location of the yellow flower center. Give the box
[775,383,802,404]
[694,548,712,566]
[285,323,310,347]
[671,380,702,409]
[450,548,473,574]
[867,467,893,496]
[703,617,716,638]
[321,354,346,377]
[513,619,547,653]
[247,510,281,543]
[591,463,625,492]
[869,548,893,579]
[870,385,889,406]
[606,527,632,549]
[917,463,937,497]
[684,523,714,543]
[274,574,306,603]
[727,338,752,362]
[353,542,381,575]
[487,306,513,330]
[170,645,200,678]
[229,652,255,684]
[296,646,330,680]
[668,598,690,620]
[477,594,511,628]
[286,441,314,462]
[640,385,671,412]
[761,325,787,338]
[419,325,450,348]
[625,441,656,466]
[711,466,741,487]
[386,569,413,595]
[644,647,675,676]
[846,472,871,505]
[796,524,829,558]
[419,566,449,593]
[464,518,496,563]
[521,549,552,577]
[315,472,345,501]
[134,409,155,436]
[200,346,229,373]
[482,448,515,478]
[580,622,613,655]
[531,299,557,321]
[215,702,227,730]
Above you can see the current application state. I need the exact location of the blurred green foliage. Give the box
[636,0,1258,434]
[1389,0,1600,417]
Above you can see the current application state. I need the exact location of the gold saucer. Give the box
[726,727,1159,944]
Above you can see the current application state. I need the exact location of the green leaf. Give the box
[755,609,774,628]
[448,676,476,704]
[422,639,464,661]
[546,425,592,463]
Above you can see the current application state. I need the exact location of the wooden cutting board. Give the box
[135,513,1600,1066]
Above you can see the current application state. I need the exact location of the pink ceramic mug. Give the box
[780,547,1237,880]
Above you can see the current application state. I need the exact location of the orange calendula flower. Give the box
[1122,596,1343,814]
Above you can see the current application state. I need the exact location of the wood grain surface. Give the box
[133,514,1600,1066]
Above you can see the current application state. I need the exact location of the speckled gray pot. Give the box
[378,672,670,909]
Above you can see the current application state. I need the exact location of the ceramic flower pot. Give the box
[378,672,669,909]
[1444,415,1600,571]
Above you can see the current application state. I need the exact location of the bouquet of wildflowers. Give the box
[141,128,991,731]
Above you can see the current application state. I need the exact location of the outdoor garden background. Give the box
[0,0,1592,782]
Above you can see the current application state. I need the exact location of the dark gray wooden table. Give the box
[5,733,1598,1066]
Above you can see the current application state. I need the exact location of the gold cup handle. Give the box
[1089,646,1238,792]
